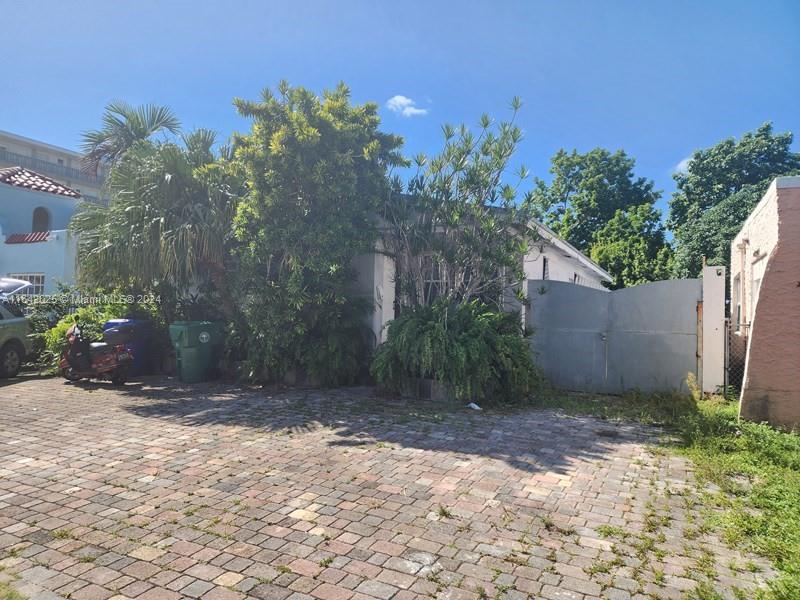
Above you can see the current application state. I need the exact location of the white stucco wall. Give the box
[523,243,608,290]
[0,230,77,293]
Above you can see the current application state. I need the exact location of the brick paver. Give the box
[0,377,774,599]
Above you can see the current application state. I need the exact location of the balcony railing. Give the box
[0,148,103,186]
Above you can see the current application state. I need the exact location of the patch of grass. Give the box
[0,580,26,600]
[318,557,333,568]
[536,391,800,598]
[437,505,453,519]
[53,529,74,540]
[596,524,628,539]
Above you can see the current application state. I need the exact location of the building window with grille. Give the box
[542,256,549,280]
[7,273,45,295]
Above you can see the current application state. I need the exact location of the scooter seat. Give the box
[89,342,113,355]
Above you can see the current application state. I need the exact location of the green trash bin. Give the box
[169,321,223,383]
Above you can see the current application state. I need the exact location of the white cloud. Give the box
[386,95,428,117]
[674,156,692,174]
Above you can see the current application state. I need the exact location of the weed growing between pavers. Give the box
[534,391,800,599]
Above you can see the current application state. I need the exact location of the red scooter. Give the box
[59,322,134,385]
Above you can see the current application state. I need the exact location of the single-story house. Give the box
[354,219,613,345]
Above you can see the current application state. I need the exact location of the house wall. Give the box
[735,177,800,428]
[0,230,77,293]
[0,184,79,234]
[351,244,395,347]
[523,244,607,290]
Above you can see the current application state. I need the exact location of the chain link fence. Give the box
[724,318,747,400]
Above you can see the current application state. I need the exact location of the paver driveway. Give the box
[0,377,772,600]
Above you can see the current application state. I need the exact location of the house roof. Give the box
[5,231,51,244]
[0,166,81,198]
[531,219,613,282]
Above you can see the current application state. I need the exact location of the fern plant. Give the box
[371,300,540,403]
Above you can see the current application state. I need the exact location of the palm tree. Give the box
[81,101,181,175]
[71,131,242,318]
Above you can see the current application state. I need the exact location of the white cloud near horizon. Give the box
[386,95,428,117]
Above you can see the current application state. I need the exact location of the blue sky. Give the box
[2,0,798,219]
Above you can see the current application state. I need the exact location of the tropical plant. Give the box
[383,101,537,308]
[231,81,404,384]
[372,300,540,403]
[81,101,181,174]
[71,131,241,318]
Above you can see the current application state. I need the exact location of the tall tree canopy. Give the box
[533,148,670,288]
[532,148,661,251]
[670,123,800,277]
[590,203,672,288]
[231,81,404,384]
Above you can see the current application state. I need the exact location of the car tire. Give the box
[0,341,23,379]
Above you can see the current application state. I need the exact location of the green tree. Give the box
[590,203,672,288]
[231,82,404,384]
[72,130,241,316]
[533,148,670,287]
[533,148,661,251]
[669,123,800,277]
[384,103,537,308]
[81,101,181,174]
[669,123,799,235]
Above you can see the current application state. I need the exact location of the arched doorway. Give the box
[32,207,51,232]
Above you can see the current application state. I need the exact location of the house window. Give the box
[32,207,51,232]
[542,256,549,280]
[7,273,45,296]
[421,255,445,302]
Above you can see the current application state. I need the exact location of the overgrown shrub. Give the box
[235,287,372,385]
[371,300,540,403]
[231,83,403,384]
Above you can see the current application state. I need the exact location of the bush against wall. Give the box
[376,104,541,402]
[372,300,540,402]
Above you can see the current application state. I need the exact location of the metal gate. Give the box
[527,279,704,394]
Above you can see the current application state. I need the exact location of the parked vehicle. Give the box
[59,322,134,385]
[0,295,33,378]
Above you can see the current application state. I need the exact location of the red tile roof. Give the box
[5,231,51,244]
[0,166,81,198]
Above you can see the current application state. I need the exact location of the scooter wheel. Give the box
[62,367,82,381]
[111,367,128,386]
